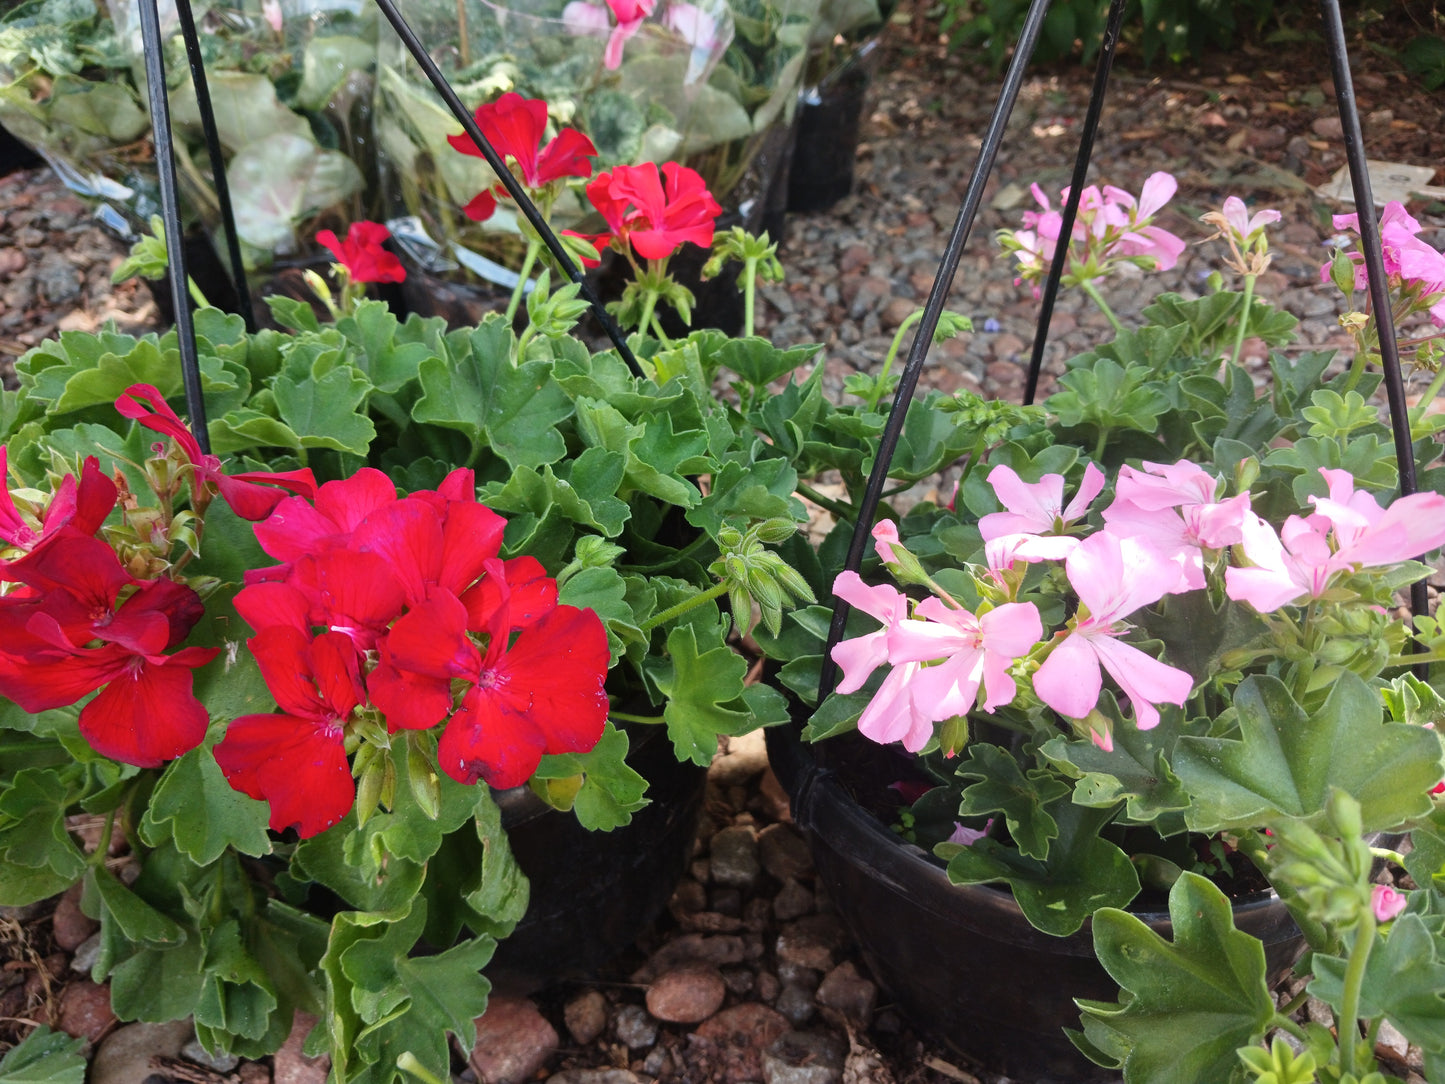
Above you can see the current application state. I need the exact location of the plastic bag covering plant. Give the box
[0,210,886,1079]
[372,0,826,286]
[3,0,378,266]
[773,192,1445,1083]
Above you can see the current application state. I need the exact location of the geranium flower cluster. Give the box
[214,467,611,838]
[1322,199,1445,328]
[0,385,317,768]
[996,171,1187,297]
[834,461,1445,755]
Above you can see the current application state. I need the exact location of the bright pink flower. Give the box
[887,597,1042,718]
[561,0,657,68]
[829,570,911,696]
[871,519,902,564]
[584,161,721,260]
[978,462,1105,563]
[214,627,363,837]
[317,221,405,284]
[448,93,597,223]
[251,468,398,564]
[1322,201,1445,297]
[0,449,117,554]
[1371,884,1407,923]
[115,385,318,521]
[1032,532,1193,730]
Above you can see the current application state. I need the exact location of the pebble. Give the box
[563,989,610,1045]
[613,1004,658,1049]
[761,1031,848,1084]
[775,982,816,1026]
[646,965,728,1024]
[546,1072,641,1084]
[694,1003,791,1083]
[52,886,98,951]
[709,825,761,889]
[815,961,878,1026]
[776,915,845,972]
[758,824,813,881]
[182,1038,241,1072]
[709,730,770,784]
[773,878,815,922]
[273,1012,330,1084]
[468,997,559,1084]
[89,1019,194,1084]
[70,932,101,975]
[55,980,117,1042]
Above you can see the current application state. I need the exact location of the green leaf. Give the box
[939,801,1139,936]
[0,1027,86,1084]
[1038,704,1196,824]
[533,723,648,831]
[87,865,187,947]
[1310,912,1445,1054]
[336,302,433,395]
[0,768,86,904]
[716,337,820,387]
[573,397,706,507]
[1133,590,1269,685]
[138,737,272,865]
[413,318,572,470]
[1078,872,1274,1084]
[271,363,376,455]
[651,621,754,765]
[954,744,1070,861]
[464,789,530,940]
[1172,673,1445,834]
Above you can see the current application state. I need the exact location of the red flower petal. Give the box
[350,498,444,606]
[535,126,598,185]
[461,555,557,633]
[438,501,507,597]
[235,581,312,635]
[314,469,399,534]
[437,687,547,788]
[217,467,319,521]
[500,604,610,754]
[214,713,353,837]
[114,384,204,465]
[78,650,216,767]
[462,190,499,223]
[0,639,128,711]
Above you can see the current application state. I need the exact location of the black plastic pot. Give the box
[787,45,876,215]
[765,722,1305,1083]
[487,723,707,994]
[0,120,41,177]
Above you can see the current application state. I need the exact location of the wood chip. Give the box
[922,1056,982,1083]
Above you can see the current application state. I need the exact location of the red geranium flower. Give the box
[115,385,318,521]
[584,161,721,260]
[1,448,116,554]
[316,221,406,285]
[447,93,598,223]
[213,627,363,837]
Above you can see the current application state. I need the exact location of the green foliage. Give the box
[0,1027,86,1084]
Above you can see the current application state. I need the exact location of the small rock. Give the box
[1377,1019,1409,1058]
[774,878,814,922]
[720,966,755,996]
[775,915,845,972]
[238,1061,272,1084]
[1310,115,1345,141]
[709,826,761,889]
[0,249,26,276]
[56,979,117,1042]
[546,1072,641,1084]
[0,902,46,923]
[71,932,101,975]
[90,1019,194,1084]
[775,983,815,1026]
[33,251,82,304]
[633,933,749,981]
[563,989,609,1045]
[613,1004,657,1049]
[710,731,769,784]
[756,971,781,1002]
[181,1039,240,1073]
[469,996,559,1084]
[694,1004,790,1083]
[646,965,727,1024]
[641,1046,672,1076]
[815,962,877,1026]
[274,1011,330,1084]
[761,1031,847,1084]
[52,886,98,951]
[758,824,813,881]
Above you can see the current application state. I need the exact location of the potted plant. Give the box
[760,179,1445,1082]
[0,170,825,1079]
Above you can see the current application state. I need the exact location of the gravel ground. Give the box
[2,9,1444,1084]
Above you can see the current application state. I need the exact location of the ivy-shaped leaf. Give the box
[1310,912,1445,1055]
[954,743,1070,860]
[271,363,376,455]
[649,621,754,765]
[1038,704,1195,825]
[138,736,273,866]
[1077,872,1274,1084]
[0,1026,86,1084]
[1172,673,1445,834]
[533,723,648,831]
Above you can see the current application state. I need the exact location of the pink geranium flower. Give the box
[1371,884,1407,923]
[979,462,1105,565]
[1032,531,1194,730]
[562,0,657,68]
[887,597,1043,720]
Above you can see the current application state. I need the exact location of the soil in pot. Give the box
[765,723,1304,1084]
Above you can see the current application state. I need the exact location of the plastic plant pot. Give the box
[764,721,1305,1084]
[787,47,872,214]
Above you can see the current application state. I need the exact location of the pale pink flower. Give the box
[948,819,993,845]
[1309,468,1445,571]
[830,571,909,696]
[562,0,612,34]
[856,660,936,752]
[886,597,1043,718]
[1371,884,1407,923]
[563,0,656,68]
[1321,200,1445,296]
[663,0,719,51]
[872,519,902,564]
[979,462,1105,550]
[1219,195,1281,246]
[261,0,283,32]
[1032,532,1194,730]
[1225,513,1337,613]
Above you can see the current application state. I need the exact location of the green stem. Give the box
[1338,910,1377,1076]
[639,581,729,632]
[1093,426,1111,464]
[1369,846,1407,866]
[1229,274,1257,367]
[1385,649,1445,668]
[742,254,758,338]
[1269,1013,1310,1042]
[868,310,924,413]
[609,711,665,725]
[1078,279,1124,334]
[398,1052,448,1084]
[626,533,712,574]
[1343,346,1369,394]
[636,289,659,338]
[87,808,117,868]
[1410,362,1445,428]
[649,315,672,348]
[796,481,855,521]
[505,240,542,324]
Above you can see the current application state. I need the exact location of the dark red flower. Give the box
[114,385,318,521]
[584,161,720,260]
[316,221,406,285]
[448,93,598,224]
[213,627,363,837]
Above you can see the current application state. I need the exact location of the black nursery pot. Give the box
[486,723,707,994]
[0,120,41,177]
[765,723,1304,1084]
[787,59,872,215]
